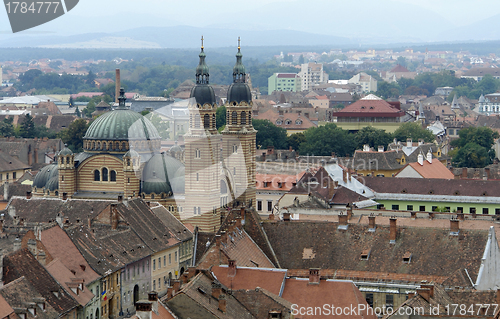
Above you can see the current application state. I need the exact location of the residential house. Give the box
[255,172,304,215]
[254,109,317,136]
[298,63,329,91]
[0,152,31,186]
[331,94,407,133]
[268,73,301,93]
[461,67,500,81]
[395,151,454,179]
[352,146,406,177]
[0,137,63,166]
[348,72,377,92]
[382,64,417,82]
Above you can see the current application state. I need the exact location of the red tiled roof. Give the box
[211,266,286,296]
[254,109,317,130]
[256,173,304,191]
[333,96,405,118]
[402,159,454,179]
[390,64,410,73]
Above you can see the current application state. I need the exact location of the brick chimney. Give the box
[457,211,464,220]
[26,191,32,199]
[269,213,275,220]
[338,213,348,230]
[368,214,376,232]
[115,69,121,104]
[282,212,291,221]
[496,289,500,306]
[420,283,434,298]
[187,266,197,280]
[111,205,118,230]
[211,281,222,299]
[148,291,158,313]
[172,280,180,294]
[228,260,236,277]
[117,195,123,203]
[308,268,320,284]
[389,217,397,244]
[218,294,227,313]
[343,169,348,183]
[450,218,459,235]
[462,167,467,179]
[215,234,221,249]
[416,288,431,301]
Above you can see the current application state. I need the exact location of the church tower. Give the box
[57,145,76,199]
[183,37,222,232]
[222,38,256,208]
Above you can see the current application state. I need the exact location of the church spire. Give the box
[117,87,127,109]
[196,36,210,85]
[232,37,246,83]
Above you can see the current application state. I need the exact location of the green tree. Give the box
[393,122,435,143]
[287,132,305,152]
[452,142,493,168]
[299,123,356,156]
[354,127,393,150]
[216,105,226,129]
[75,106,81,118]
[376,81,402,99]
[58,119,90,152]
[451,127,499,149]
[20,114,36,138]
[298,55,305,64]
[252,119,288,149]
[0,118,14,137]
[68,96,74,108]
[396,56,407,68]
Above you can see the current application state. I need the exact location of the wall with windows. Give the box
[77,155,124,192]
[151,246,180,296]
[121,257,151,316]
[377,199,500,215]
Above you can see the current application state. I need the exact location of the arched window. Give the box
[195,114,200,128]
[151,194,155,199]
[212,114,216,128]
[248,112,251,124]
[102,168,108,181]
[232,111,238,125]
[110,170,117,182]
[97,142,101,150]
[94,170,100,181]
[241,111,246,125]
[204,114,210,129]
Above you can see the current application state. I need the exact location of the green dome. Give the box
[84,109,160,141]
[59,146,73,156]
[45,176,59,191]
[124,149,140,158]
[190,85,216,106]
[33,164,59,189]
[141,153,185,195]
[228,82,252,104]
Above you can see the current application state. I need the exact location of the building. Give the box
[254,109,317,136]
[31,42,258,232]
[331,94,407,132]
[348,72,377,92]
[298,62,329,91]
[476,93,500,115]
[395,151,454,179]
[268,73,301,93]
[461,67,500,81]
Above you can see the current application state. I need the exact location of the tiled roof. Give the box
[353,150,405,171]
[331,186,368,204]
[256,173,303,191]
[165,272,255,319]
[0,294,14,319]
[261,221,487,279]
[281,278,376,319]
[333,96,405,117]
[149,204,193,243]
[364,176,500,197]
[403,160,454,179]
[254,109,317,130]
[0,152,30,172]
[3,248,79,315]
[211,266,286,296]
[0,276,60,319]
[463,67,500,77]
[45,259,94,306]
[232,288,293,319]
[390,64,410,73]
[276,73,297,78]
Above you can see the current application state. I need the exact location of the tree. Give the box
[58,119,90,152]
[393,122,435,143]
[396,56,407,68]
[216,105,226,129]
[451,127,499,150]
[298,123,356,157]
[0,118,14,137]
[75,106,81,118]
[452,142,493,168]
[68,96,74,108]
[287,132,305,152]
[376,81,402,99]
[20,114,36,138]
[298,55,305,64]
[354,127,393,150]
[252,119,288,149]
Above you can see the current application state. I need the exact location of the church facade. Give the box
[32,41,256,232]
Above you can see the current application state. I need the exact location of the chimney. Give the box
[62,192,67,200]
[363,144,370,152]
[426,151,432,164]
[26,191,32,199]
[211,281,222,299]
[457,211,464,221]
[450,218,459,235]
[462,167,467,179]
[148,291,158,313]
[269,213,275,220]
[496,289,500,306]
[172,280,181,294]
[228,260,236,277]
[118,195,123,202]
[3,183,8,200]
[406,138,412,147]
[378,145,384,152]
[234,216,242,228]
[187,266,197,280]
[166,286,173,300]
[282,212,291,221]
[418,139,424,146]
[389,217,397,244]
[115,69,121,104]
[215,234,221,249]
[111,205,118,230]
[338,213,348,230]
[416,288,431,301]
[420,283,434,298]
[37,250,46,266]
[240,207,245,225]
[308,268,320,284]
[368,214,376,232]
[417,153,424,166]
[88,218,92,229]
[135,302,153,319]
[13,237,21,251]
[342,169,348,183]
[218,294,227,313]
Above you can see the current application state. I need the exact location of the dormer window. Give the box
[360,249,371,260]
[285,119,292,125]
[276,119,283,125]
[403,252,412,263]
[295,119,302,125]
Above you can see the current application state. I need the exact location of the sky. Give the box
[2,0,500,45]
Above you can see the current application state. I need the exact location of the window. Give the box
[153,281,156,291]
[158,258,161,269]
[204,114,210,129]
[457,207,463,214]
[153,259,156,270]
[392,205,399,210]
[94,170,100,181]
[365,293,373,308]
[419,205,425,212]
[267,201,273,212]
[432,206,438,212]
[12,172,16,179]
[102,168,108,181]
[444,207,450,212]
[232,111,238,125]
[241,111,246,125]
[257,200,262,211]
[386,294,394,308]
[164,256,166,267]
[175,251,177,262]
[470,207,476,214]
[169,254,171,264]
[232,144,238,153]
[195,149,201,158]
[483,207,489,215]
[194,114,200,128]
[158,278,161,289]
[110,170,116,182]
[407,205,413,211]
[496,208,500,215]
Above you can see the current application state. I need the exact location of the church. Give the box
[32,40,257,232]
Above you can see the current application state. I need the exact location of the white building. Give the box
[298,62,329,91]
[348,72,377,93]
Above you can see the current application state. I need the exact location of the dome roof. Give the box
[59,146,73,156]
[141,152,185,195]
[84,109,160,141]
[190,85,216,106]
[45,176,59,191]
[33,164,59,189]
[228,82,252,104]
[124,149,140,158]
